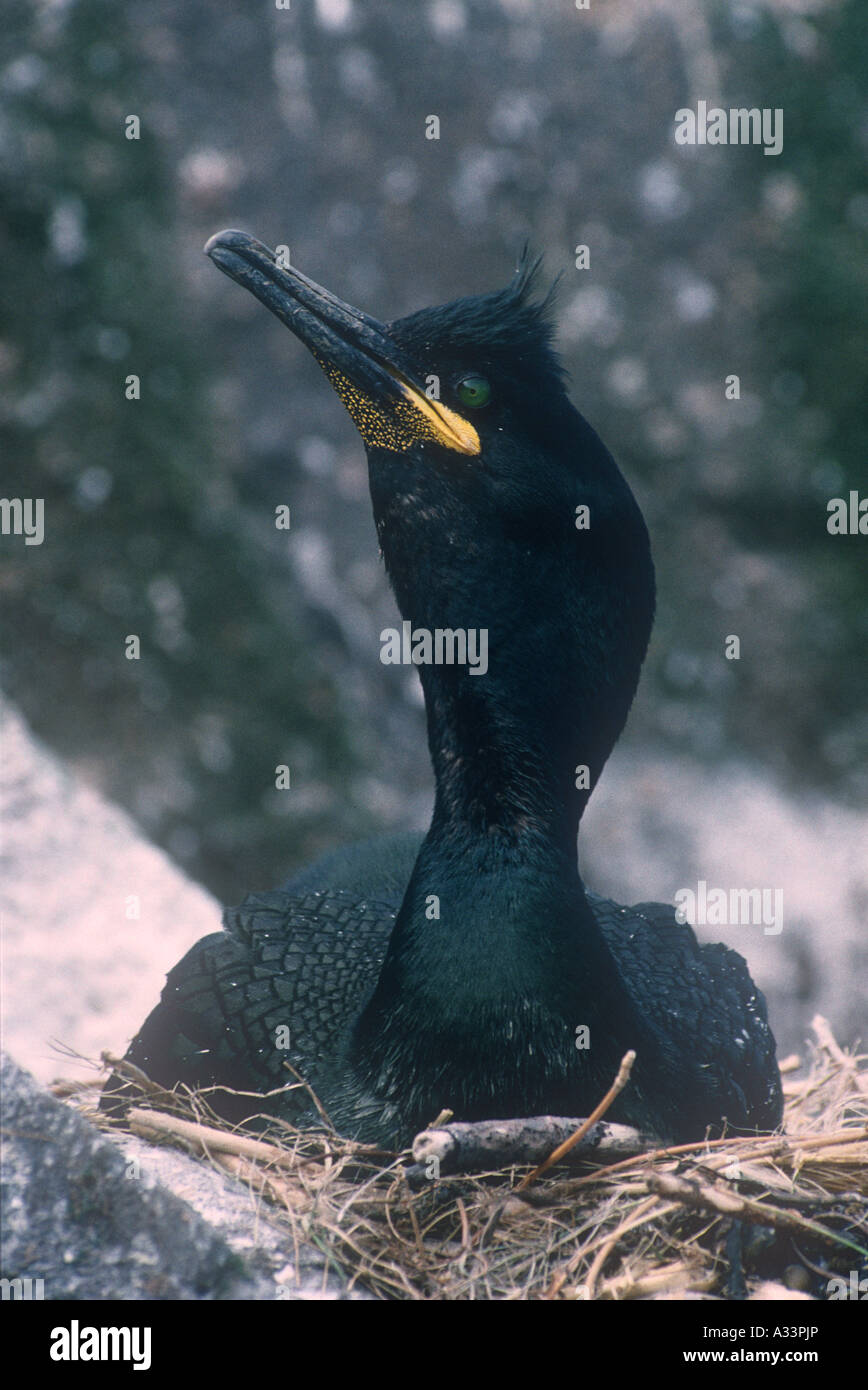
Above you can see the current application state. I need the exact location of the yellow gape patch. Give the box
[314,358,481,456]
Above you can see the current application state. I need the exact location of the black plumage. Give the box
[102,235,782,1146]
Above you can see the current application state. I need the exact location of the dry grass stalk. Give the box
[72,1016,866,1300]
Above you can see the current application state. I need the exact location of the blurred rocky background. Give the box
[1,0,866,1056]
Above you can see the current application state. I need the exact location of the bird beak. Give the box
[204,230,481,457]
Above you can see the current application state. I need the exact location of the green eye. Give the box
[456,374,491,409]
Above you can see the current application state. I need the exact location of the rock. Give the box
[0,697,218,1085]
[0,1053,367,1300]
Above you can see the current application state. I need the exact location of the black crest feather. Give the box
[389,247,564,379]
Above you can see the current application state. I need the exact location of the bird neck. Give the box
[359,658,609,1029]
[420,664,588,858]
[353,823,597,1074]
[356,424,655,1051]
[348,775,627,1127]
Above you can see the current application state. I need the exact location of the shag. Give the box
[102,233,782,1146]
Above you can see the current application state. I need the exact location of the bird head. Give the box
[205,231,643,589]
[205,230,654,814]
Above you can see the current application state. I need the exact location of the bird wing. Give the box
[587,892,783,1134]
[100,890,395,1125]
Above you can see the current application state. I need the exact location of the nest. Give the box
[63,1015,867,1301]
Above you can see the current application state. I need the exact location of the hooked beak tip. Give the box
[204,228,272,264]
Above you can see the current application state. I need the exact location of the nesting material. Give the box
[67,1015,866,1300]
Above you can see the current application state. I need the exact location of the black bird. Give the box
[102,233,782,1147]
